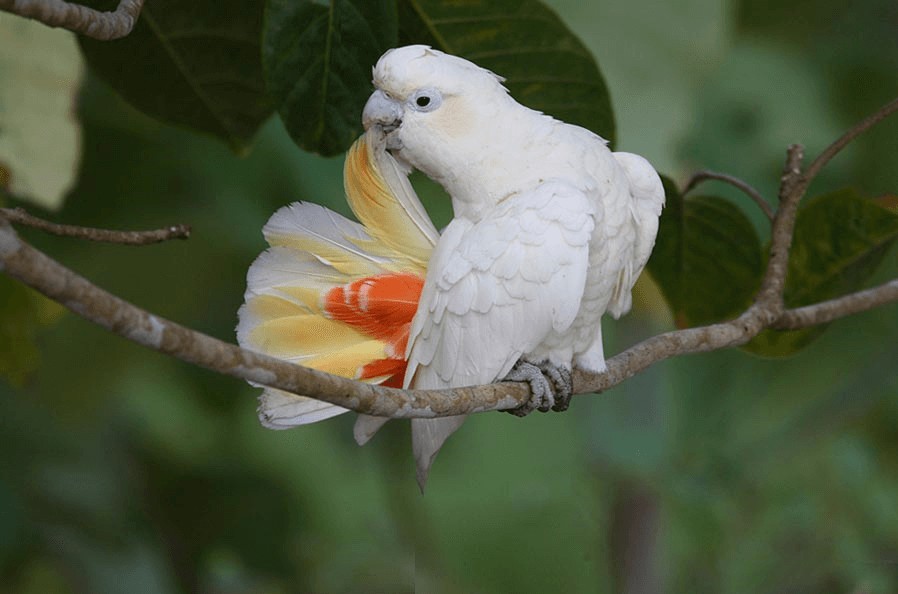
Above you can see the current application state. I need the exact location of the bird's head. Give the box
[362,45,511,184]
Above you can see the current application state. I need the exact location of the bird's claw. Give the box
[503,360,573,416]
[539,361,573,412]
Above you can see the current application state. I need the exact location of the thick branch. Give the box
[0,208,190,245]
[0,219,527,417]
[3,214,898,418]
[0,0,144,40]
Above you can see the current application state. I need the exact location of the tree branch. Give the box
[0,218,528,417]
[774,279,898,330]
[0,0,144,40]
[0,208,190,245]
[1,97,897,419]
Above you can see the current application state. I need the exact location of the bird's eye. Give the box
[410,88,442,112]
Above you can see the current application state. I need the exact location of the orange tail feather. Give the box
[323,272,424,381]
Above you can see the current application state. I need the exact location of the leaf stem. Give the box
[682,170,774,221]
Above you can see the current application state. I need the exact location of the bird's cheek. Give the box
[428,99,468,139]
[391,125,436,171]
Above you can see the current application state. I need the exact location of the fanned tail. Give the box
[344,132,439,268]
[237,132,434,428]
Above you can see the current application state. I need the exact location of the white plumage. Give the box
[362,46,665,488]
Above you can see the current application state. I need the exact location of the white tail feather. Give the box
[257,388,349,428]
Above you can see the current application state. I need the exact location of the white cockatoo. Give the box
[359,45,665,488]
[238,45,664,491]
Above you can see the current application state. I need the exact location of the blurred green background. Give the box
[3,0,898,592]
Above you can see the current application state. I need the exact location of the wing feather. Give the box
[405,182,594,489]
[607,152,665,318]
[406,183,596,389]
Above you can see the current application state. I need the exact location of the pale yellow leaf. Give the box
[0,14,84,210]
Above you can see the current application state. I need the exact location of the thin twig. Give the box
[682,170,774,221]
[800,96,898,191]
[0,0,144,40]
[0,207,191,245]
[774,279,898,330]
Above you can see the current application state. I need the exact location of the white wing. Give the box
[606,152,665,318]
[404,181,596,487]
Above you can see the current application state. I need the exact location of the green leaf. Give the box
[647,177,764,328]
[399,0,616,145]
[0,277,64,386]
[78,0,273,152]
[263,0,399,156]
[746,189,898,356]
[0,15,83,210]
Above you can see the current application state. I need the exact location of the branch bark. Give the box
[1,97,897,419]
[0,0,144,40]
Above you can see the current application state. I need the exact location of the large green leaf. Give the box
[746,189,898,356]
[647,177,764,328]
[263,0,398,156]
[0,15,82,210]
[78,0,272,152]
[399,0,616,145]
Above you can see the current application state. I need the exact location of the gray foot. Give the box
[504,361,554,416]
[538,361,573,412]
[503,360,573,416]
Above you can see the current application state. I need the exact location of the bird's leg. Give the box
[503,359,573,415]
[503,361,554,416]
[537,361,573,412]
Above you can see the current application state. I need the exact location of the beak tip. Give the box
[362,90,402,133]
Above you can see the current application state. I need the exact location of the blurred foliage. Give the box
[1,1,898,593]
[0,280,60,387]
[0,15,83,210]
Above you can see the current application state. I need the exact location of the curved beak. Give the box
[363,90,403,133]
